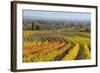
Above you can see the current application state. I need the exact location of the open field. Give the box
[23,30,91,62]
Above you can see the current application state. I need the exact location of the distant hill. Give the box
[23,18,90,30]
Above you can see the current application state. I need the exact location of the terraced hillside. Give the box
[23,31,91,62]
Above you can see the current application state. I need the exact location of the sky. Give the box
[23,10,91,21]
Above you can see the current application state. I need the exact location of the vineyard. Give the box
[23,30,91,62]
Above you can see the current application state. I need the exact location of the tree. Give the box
[35,25,41,30]
[32,22,35,30]
[85,28,90,32]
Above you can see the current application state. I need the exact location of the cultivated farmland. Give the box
[23,25,91,62]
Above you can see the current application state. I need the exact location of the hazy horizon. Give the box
[23,10,91,21]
